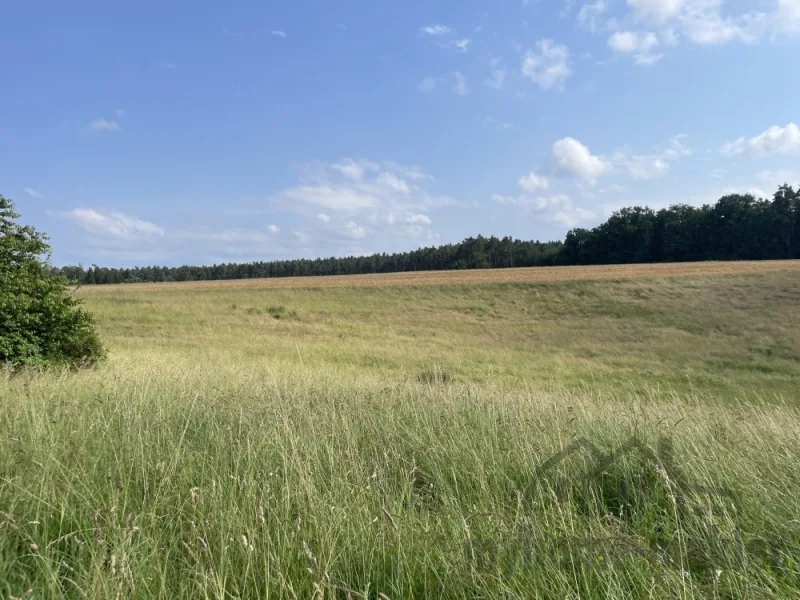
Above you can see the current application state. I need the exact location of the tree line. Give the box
[60,184,800,285]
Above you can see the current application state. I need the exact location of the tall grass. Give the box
[1,359,798,598]
[2,271,800,598]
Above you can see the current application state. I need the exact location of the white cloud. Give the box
[61,209,164,240]
[721,123,800,157]
[518,172,550,193]
[552,137,612,182]
[749,123,800,155]
[271,30,287,38]
[624,155,670,180]
[492,191,596,227]
[710,168,727,179]
[418,76,437,92]
[613,0,800,50]
[279,186,377,211]
[267,224,280,233]
[627,0,684,24]
[453,71,470,96]
[331,158,379,181]
[608,31,662,64]
[24,187,44,199]
[723,186,772,199]
[682,15,747,45]
[451,39,471,53]
[420,24,452,36]
[89,118,120,132]
[379,172,410,193]
[521,40,572,90]
[271,159,448,249]
[406,213,432,225]
[345,221,367,239]
[663,135,693,159]
[609,30,658,53]
[552,206,597,227]
[485,63,506,90]
[633,52,664,65]
[577,0,608,32]
[778,0,800,31]
[720,137,747,157]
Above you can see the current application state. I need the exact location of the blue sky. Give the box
[2,0,800,267]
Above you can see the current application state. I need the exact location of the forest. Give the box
[60,184,800,284]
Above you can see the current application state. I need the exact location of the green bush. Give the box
[0,194,105,367]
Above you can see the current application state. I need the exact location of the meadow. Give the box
[2,261,800,598]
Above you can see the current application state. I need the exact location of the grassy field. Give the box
[2,262,800,598]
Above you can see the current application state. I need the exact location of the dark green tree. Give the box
[0,195,105,367]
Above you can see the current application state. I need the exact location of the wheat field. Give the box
[2,263,800,598]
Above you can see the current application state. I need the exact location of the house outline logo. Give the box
[528,435,737,515]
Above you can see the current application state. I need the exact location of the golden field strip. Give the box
[83,259,800,291]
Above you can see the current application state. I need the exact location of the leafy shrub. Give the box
[0,195,105,368]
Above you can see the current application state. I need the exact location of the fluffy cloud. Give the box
[379,172,411,193]
[420,24,452,36]
[609,31,658,52]
[278,186,377,211]
[521,40,572,90]
[552,137,612,182]
[406,213,432,225]
[331,158,378,181]
[627,0,683,23]
[61,209,164,240]
[778,0,800,31]
[663,135,693,159]
[271,159,448,246]
[89,119,120,132]
[552,206,598,227]
[721,123,800,157]
[518,172,550,193]
[344,221,367,239]
[608,31,662,64]
[24,187,44,199]
[492,192,596,228]
[577,1,609,32]
[451,39,471,53]
[549,135,687,183]
[623,155,670,180]
[612,0,800,50]
[453,72,470,96]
